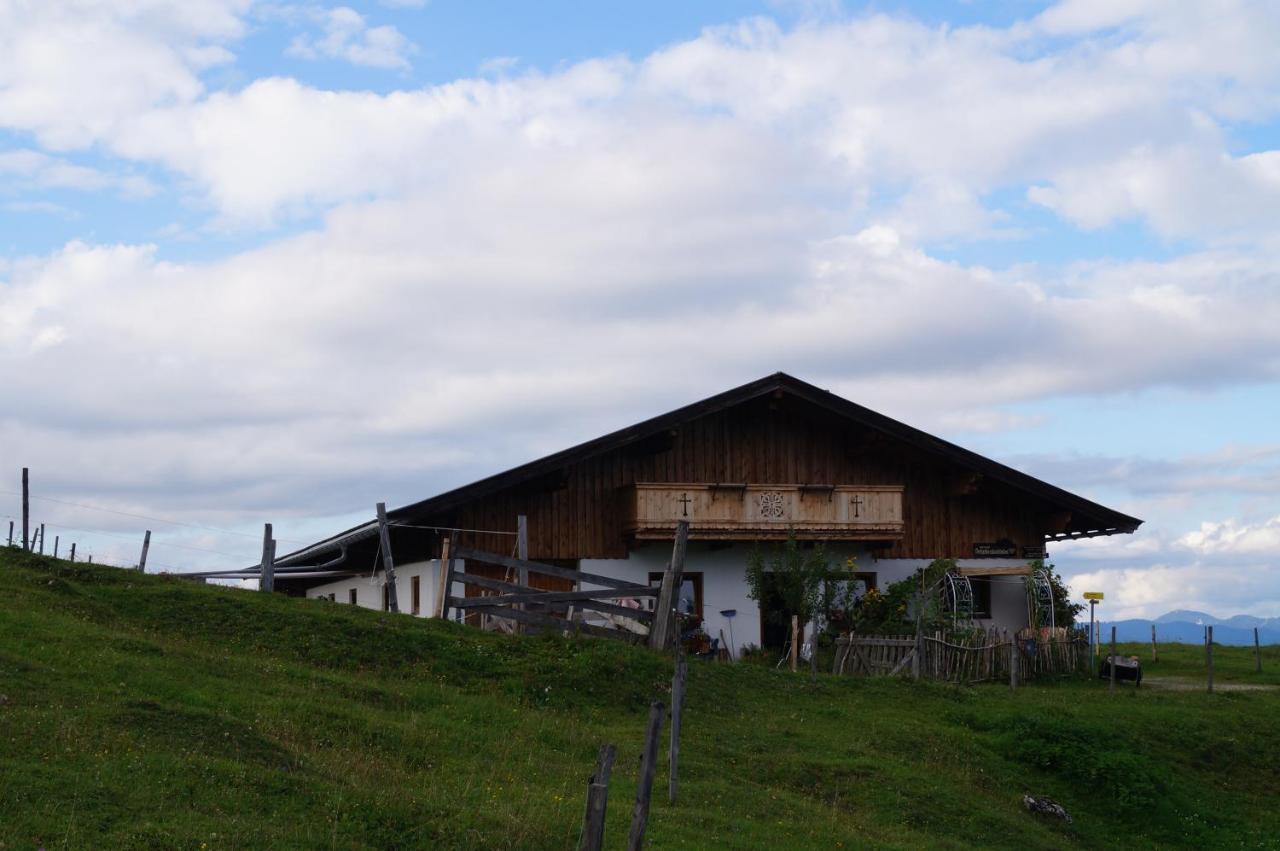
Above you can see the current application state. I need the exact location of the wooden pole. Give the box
[7,519,12,546]
[88,555,93,564]
[580,743,617,851]
[21,467,29,551]
[53,535,59,559]
[1109,626,1116,693]
[1151,623,1158,663]
[375,502,399,613]
[259,523,275,593]
[669,655,687,804]
[810,633,818,681]
[649,520,689,651]
[1207,625,1214,694]
[628,701,665,851]
[38,523,45,554]
[790,615,799,673]
[1255,627,1262,673]
[434,534,454,618]
[1009,638,1018,690]
[69,543,75,563]
[138,530,150,572]
[516,514,529,634]
[913,629,921,681]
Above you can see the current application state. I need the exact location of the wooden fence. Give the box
[834,627,1090,685]
[441,543,656,642]
[440,521,690,648]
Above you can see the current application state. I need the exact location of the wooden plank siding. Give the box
[418,395,1048,562]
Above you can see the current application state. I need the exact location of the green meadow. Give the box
[1,548,1277,849]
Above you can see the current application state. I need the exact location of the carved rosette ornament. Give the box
[758,491,785,519]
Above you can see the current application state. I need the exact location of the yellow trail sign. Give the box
[1083,592,1104,601]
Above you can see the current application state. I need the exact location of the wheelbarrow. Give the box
[1098,654,1142,684]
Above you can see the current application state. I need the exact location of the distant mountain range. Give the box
[1095,611,1280,645]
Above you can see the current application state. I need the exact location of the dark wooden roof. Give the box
[276,372,1140,567]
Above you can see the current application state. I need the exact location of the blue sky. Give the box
[1,0,1279,619]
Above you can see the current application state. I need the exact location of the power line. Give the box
[0,489,308,545]
[36,520,250,562]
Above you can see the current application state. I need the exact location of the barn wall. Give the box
[427,396,1050,561]
[305,559,447,617]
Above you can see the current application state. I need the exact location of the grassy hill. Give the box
[2,548,1278,849]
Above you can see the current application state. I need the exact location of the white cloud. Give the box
[1,1,1276,235]
[0,0,249,148]
[286,6,415,70]
[1179,515,1280,556]
[0,148,154,197]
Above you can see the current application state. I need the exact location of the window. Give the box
[828,571,877,602]
[648,572,703,619]
[349,588,357,605]
[328,593,336,602]
[412,576,421,615]
[970,575,993,619]
[824,572,877,632]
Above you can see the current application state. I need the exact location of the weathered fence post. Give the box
[1151,623,1158,663]
[579,743,617,851]
[21,467,29,551]
[628,701,665,851]
[6,519,12,547]
[1009,638,1018,690]
[649,521,689,651]
[260,523,275,593]
[53,535,59,559]
[375,502,399,613]
[1255,627,1262,673]
[138,530,150,572]
[1109,626,1117,693]
[436,532,457,619]
[809,630,818,681]
[669,655,687,804]
[1207,625,1214,694]
[516,514,529,633]
[790,615,799,673]
[69,542,75,563]
[912,629,921,681]
[38,523,45,554]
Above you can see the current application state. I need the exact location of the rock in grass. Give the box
[1023,794,1072,824]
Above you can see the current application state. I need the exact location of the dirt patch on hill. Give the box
[1142,676,1279,692]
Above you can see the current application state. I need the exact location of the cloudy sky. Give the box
[1,0,1278,619]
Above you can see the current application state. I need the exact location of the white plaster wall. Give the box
[305,559,454,617]
[583,545,1035,657]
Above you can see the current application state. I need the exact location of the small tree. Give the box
[744,534,835,636]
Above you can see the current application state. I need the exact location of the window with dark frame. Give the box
[648,571,703,619]
[970,575,993,619]
[349,588,357,605]
[825,571,877,630]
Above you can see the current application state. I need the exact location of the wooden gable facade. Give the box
[272,373,1140,590]
[429,395,1045,560]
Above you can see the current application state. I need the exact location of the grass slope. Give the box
[2,549,1278,850]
